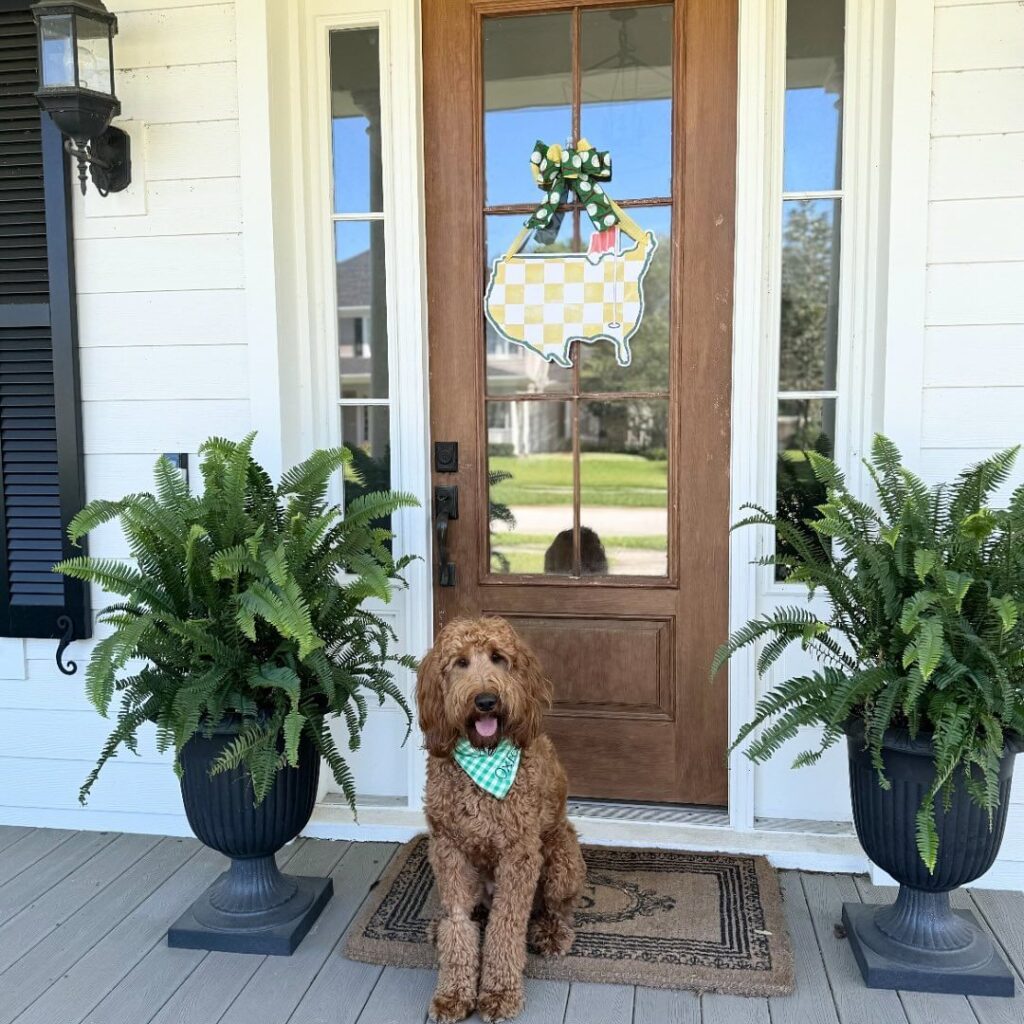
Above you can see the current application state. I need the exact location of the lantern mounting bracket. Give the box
[64,125,131,196]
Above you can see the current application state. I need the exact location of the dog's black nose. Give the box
[474,693,498,712]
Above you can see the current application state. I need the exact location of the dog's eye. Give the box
[455,657,469,669]
[490,651,507,666]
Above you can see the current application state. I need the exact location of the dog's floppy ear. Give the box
[416,644,458,758]
[506,629,553,750]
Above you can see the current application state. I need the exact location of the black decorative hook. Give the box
[55,614,77,676]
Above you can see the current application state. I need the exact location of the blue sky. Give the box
[332,84,840,260]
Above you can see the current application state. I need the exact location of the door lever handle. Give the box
[434,486,458,587]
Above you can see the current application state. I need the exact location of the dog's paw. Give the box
[429,990,475,1024]
[529,914,575,957]
[477,986,524,1022]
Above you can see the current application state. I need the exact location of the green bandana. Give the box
[452,738,521,800]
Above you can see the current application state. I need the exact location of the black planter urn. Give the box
[167,719,333,955]
[843,720,1017,996]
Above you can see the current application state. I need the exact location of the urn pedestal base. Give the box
[842,901,1014,997]
[168,862,333,955]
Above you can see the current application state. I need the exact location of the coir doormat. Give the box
[344,836,794,996]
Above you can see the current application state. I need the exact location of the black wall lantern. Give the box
[31,0,131,196]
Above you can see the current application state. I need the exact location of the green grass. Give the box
[490,453,667,508]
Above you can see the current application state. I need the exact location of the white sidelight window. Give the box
[329,28,392,518]
[773,0,845,578]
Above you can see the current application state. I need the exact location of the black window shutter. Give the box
[0,0,90,641]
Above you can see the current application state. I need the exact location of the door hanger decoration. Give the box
[484,139,657,369]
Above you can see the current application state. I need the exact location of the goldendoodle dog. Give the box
[417,616,586,1023]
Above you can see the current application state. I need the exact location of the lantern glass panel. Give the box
[39,15,75,87]
[74,13,112,94]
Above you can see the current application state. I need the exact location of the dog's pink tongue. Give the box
[475,716,498,738]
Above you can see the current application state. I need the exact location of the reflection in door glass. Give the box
[330,29,382,214]
[336,221,389,400]
[488,401,573,575]
[484,212,580,396]
[484,13,572,208]
[577,205,671,394]
[580,5,673,201]
[341,404,391,537]
[775,398,835,577]
[779,199,840,392]
[580,400,668,576]
[784,0,844,193]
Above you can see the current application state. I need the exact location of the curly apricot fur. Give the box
[418,617,586,1023]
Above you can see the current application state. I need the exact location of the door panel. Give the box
[422,0,736,806]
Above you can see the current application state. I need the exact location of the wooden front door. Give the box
[422,0,736,805]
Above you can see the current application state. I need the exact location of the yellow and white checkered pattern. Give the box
[485,227,657,368]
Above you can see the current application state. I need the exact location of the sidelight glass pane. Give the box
[784,0,844,192]
[330,29,383,214]
[483,13,572,208]
[775,398,835,578]
[579,400,668,576]
[485,213,577,395]
[580,5,673,201]
[577,205,671,395]
[336,221,389,399]
[341,404,391,535]
[488,401,573,575]
[779,199,840,392]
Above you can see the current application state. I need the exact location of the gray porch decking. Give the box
[1,827,1023,1024]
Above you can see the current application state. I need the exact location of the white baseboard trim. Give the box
[305,801,869,873]
[870,860,1024,893]
[0,806,193,837]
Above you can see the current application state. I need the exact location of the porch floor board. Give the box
[1,827,1022,1024]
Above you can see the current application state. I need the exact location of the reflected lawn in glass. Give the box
[488,401,573,575]
[580,399,668,576]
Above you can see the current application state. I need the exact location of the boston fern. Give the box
[56,434,418,809]
[712,435,1024,870]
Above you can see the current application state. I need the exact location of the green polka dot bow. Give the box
[526,138,618,233]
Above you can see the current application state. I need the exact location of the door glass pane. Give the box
[775,398,834,577]
[484,13,572,207]
[485,212,581,396]
[784,0,844,192]
[577,205,671,394]
[580,399,668,576]
[580,5,673,201]
[330,29,382,214]
[488,401,573,575]
[342,404,391,532]
[779,199,840,392]
[336,221,389,400]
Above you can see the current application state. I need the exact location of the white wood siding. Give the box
[918,0,1024,889]
[0,0,247,836]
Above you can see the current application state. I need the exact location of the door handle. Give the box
[434,485,458,587]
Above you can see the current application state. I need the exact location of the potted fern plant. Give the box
[713,436,1023,996]
[56,434,417,955]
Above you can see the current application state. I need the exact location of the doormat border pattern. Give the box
[343,835,794,997]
